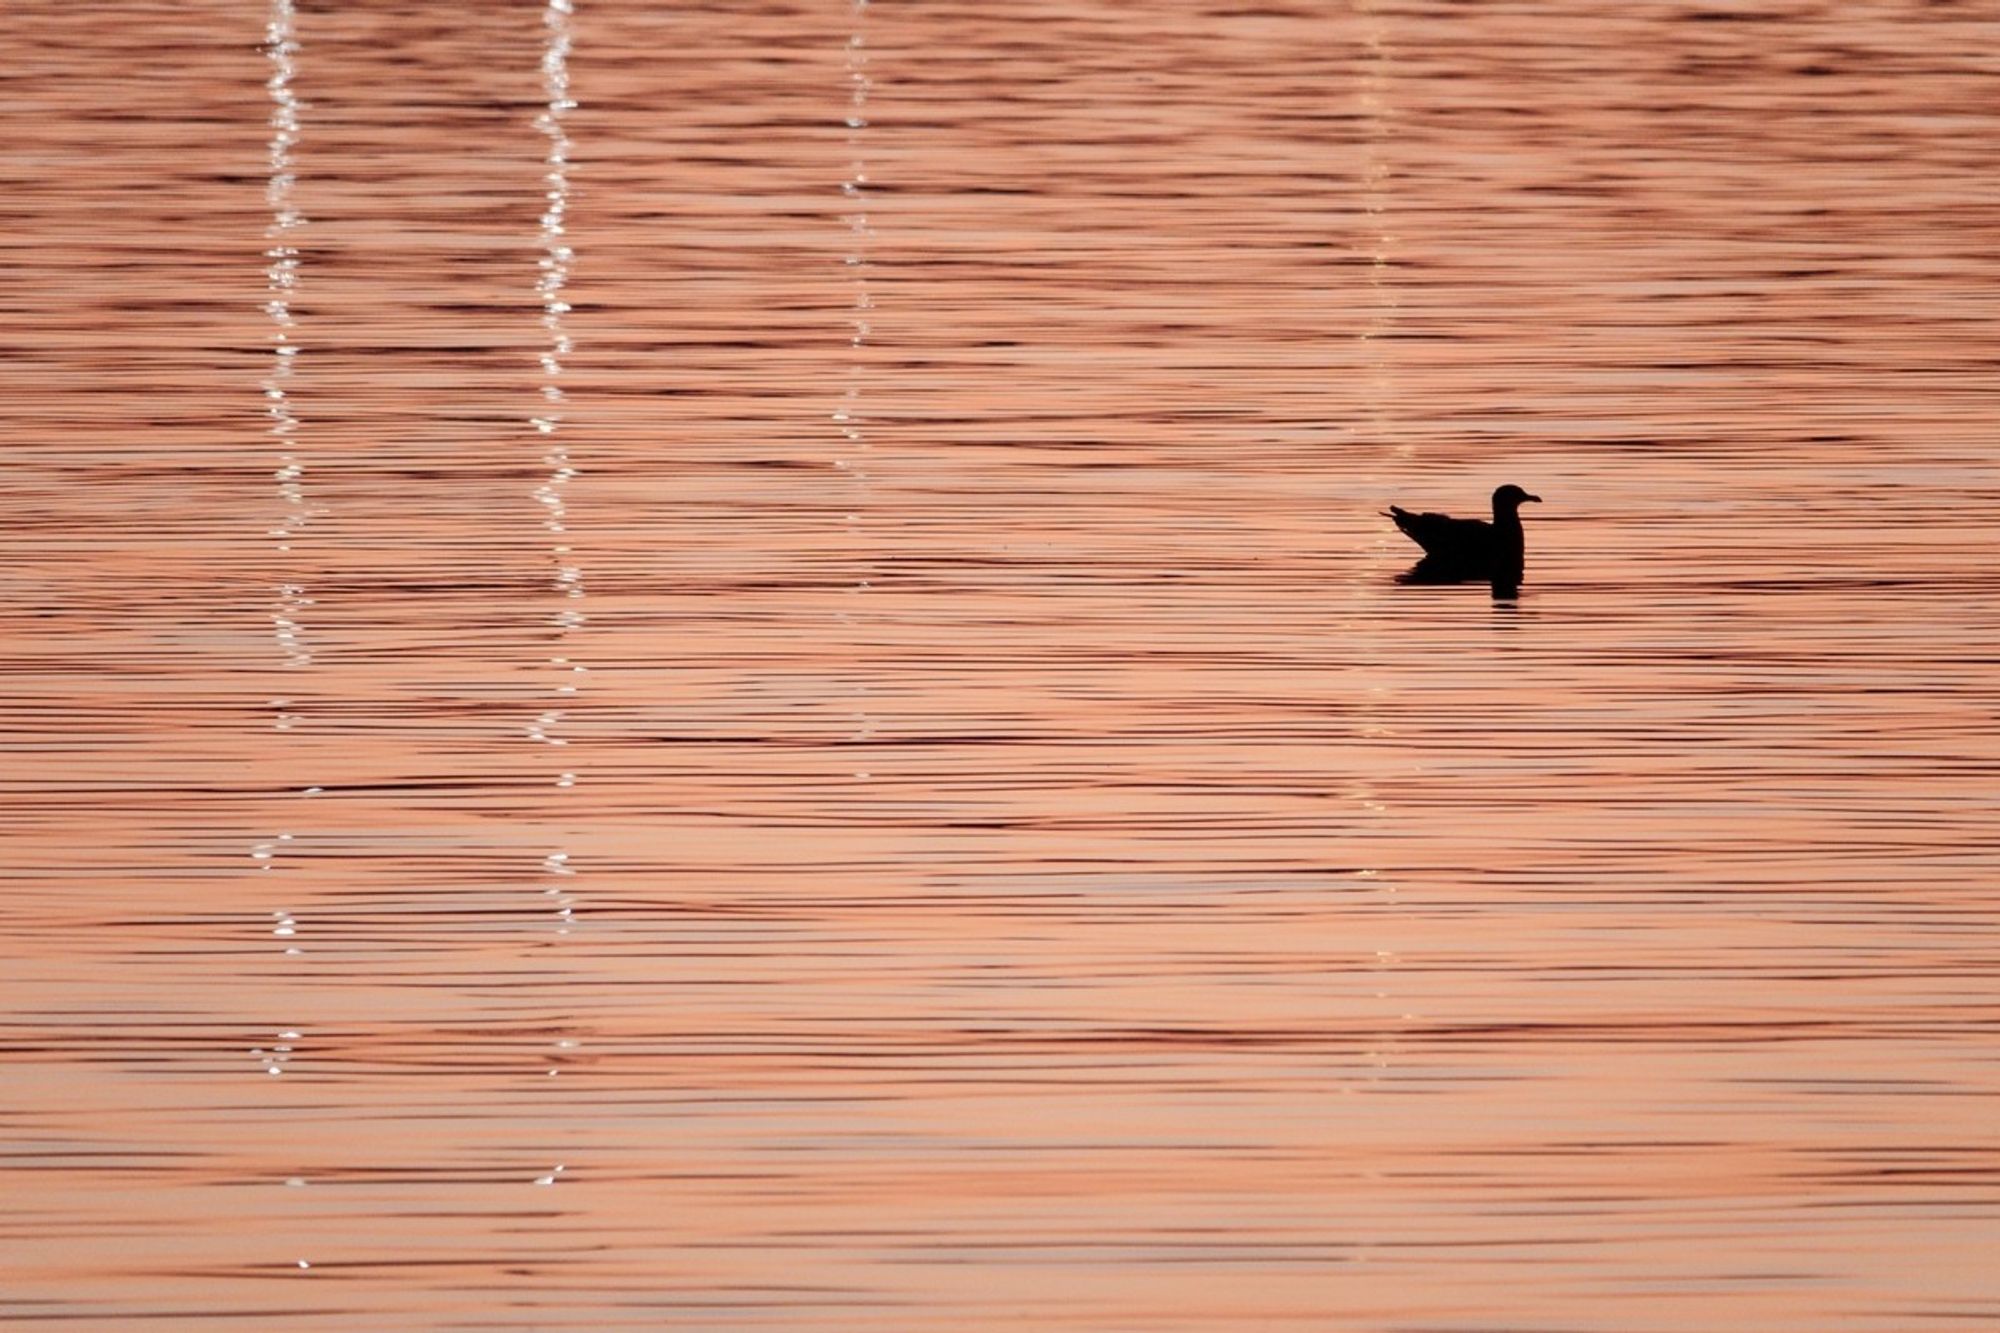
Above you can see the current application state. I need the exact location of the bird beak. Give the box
[1524,494,1542,503]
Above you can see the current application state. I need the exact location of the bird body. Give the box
[1386,484,1541,586]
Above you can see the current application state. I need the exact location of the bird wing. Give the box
[1386,506,1492,558]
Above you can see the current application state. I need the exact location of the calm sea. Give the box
[4,0,1999,1327]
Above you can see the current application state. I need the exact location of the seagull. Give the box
[1386,484,1542,586]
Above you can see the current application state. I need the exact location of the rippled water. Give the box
[6,0,2000,1327]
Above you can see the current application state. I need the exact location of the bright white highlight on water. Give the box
[262,0,313,669]
[529,0,586,940]
[255,0,316,986]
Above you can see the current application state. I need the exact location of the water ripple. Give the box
[2,0,1999,1328]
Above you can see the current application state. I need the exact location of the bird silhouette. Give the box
[1386,484,1542,590]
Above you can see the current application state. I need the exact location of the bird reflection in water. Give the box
[1385,483,1542,599]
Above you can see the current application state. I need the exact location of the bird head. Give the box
[1493,484,1542,510]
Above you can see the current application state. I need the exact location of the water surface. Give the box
[4,0,2000,1328]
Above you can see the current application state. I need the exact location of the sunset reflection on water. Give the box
[3,0,1999,1327]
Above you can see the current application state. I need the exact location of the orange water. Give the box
[5,0,2000,1327]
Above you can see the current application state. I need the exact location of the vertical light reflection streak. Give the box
[836,0,878,774]
[1348,0,1408,1096]
[1342,1,1403,663]
[1346,1,1406,622]
[1355,0,1401,465]
[255,0,312,1028]
[529,0,581,1187]
[252,0,317,1245]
